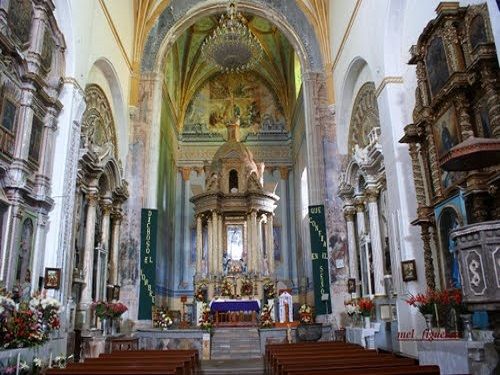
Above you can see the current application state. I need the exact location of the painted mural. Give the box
[183,72,286,139]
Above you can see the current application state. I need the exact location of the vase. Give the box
[101,318,111,336]
[424,314,433,330]
[363,316,371,329]
[460,314,473,341]
[112,318,121,335]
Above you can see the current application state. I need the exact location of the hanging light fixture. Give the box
[201,1,263,73]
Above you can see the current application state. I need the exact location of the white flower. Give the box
[33,357,43,367]
[19,361,29,370]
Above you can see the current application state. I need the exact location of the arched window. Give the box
[229,169,238,192]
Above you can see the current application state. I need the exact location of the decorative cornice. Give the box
[62,77,84,96]
[375,76,404,97]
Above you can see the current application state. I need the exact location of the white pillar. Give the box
[247,214,253,273]
[207,217,213,275]
[212,211,218,275]
[182,168,191,286]
[81,190,99,305]
[355,198,367,296]
[366,188,385,296]
[250,210,258,274]
[344,207,360,284]
[218,214,223,275]
[196,215,203,276]
[267,214,275,276]
[99,198,112,300]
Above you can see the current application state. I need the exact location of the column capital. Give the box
[100,197,113,214]
[87,190,99,207]
[365,187,380,202]
[180,167,191,181]
[354,196,365,212]
[279,166,290,180]
[343,206,356,221]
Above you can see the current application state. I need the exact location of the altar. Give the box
[210,299,260,326]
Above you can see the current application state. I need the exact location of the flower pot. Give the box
[363,316,371,329]
[296,323,322,342]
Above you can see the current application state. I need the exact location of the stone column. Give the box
[355,198,366,294]
[212,211,218,275]
[301,72,327,204]
[207,216,213,275]
[177,167,191,288]
[196,215,203,276]
[109,208,123,287]
[95,198,111,301]
[279,167,292,281]
[250,210,258,274]
[267,214,275,276]
[247,214,253,273]
[344,207,359,286]
[218,213,223,275]
[421,222,436,290]
[78,189,99,330]
[366,188,385,296]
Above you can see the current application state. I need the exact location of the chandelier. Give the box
[201,1,263,73]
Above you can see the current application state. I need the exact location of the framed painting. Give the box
[401,260,417,282]
[1,98,17,133]
[425,36,450,96]
[44,267,61,289]
[433,105,460,159]
[347,278,356,293]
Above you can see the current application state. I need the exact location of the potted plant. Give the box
[357,298,374,328]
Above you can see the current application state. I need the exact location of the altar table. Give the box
[210,299,260,326]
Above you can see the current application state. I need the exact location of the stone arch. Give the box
[347,82,380,153]
[142,0,323,74]
[87,58,128,161]
[337,57,374,154]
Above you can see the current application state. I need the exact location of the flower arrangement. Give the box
[220,278,233,297]
[0,291,65,349]
[357,298,374,317]
[240,277,254,297]
[198,303,212,332]
[93,301,128,319]
[344,299,360,316]
[194,282,207,302]
[260,304,274,328]
[405,289,444,316]
[263,279,276,299]
[153,306,173,330]
[298,304,313,324]
[30,292,61,331]
[51,354,74,369]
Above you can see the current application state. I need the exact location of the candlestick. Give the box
[16,352,20,375]
[49,352,53,368]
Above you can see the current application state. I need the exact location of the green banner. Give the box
[308,205,331,315]
[139,208,157,320]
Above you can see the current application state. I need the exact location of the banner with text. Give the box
[308,205,332,315]
[139,208,157,320]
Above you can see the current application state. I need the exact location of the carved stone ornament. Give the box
[81,85,118,159]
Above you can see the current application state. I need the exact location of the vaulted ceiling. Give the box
[163,14,301,134]
[131,0,331,106]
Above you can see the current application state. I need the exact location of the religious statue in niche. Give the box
[225,224,247,274]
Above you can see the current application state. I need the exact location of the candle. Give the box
[434,303,439,328]
[16,352,20,375]
[49,352,53,368]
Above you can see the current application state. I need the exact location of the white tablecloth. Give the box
[346,326,379,349]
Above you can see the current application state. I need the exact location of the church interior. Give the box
[0,0,499,374]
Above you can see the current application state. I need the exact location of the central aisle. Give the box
[201,358,264,375]
[210,327,262,359]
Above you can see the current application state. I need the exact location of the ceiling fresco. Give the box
[162,13,300,140]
